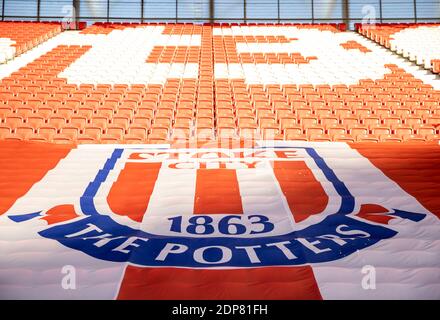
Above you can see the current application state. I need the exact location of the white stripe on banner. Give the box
[236,161,295,236]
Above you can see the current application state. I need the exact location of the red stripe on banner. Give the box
[272,160,328,222]
[117,265,322,300]
[0,141,71,215]
[194,169,243,214]
[107,162,161,222]
[353,143,440,219]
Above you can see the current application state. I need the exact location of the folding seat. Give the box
[371,126,391,136]
[404,116,422,127]
[236,108,254,118]
[295,108,313,118]
[255,105,273,115]
[105,126,125,140]
[38,126,57,141]
[149,129,168,140]
[13,125,34,138]
[35,105,55,118]
[75,108,94,119]
[56,107,75,120]
[136,108,154,119]
[289,98,308,109]
[259,116,277,128]
[392,108,411,118]
[217,109,234,118]
[349,126,369,138]
[128,126,148,139]
[0,126,11,138]
[25,97,43,110]
[83,126,103,139]
[275,108,294,120]
[327,126,346,137]
[175,116,193,127]
[306,126,325,137]
[120,99,139,110]
[393,125,413,138]
[7,99,24,110]
[132,117,151,129]
[60,126,79,140]
[411,92,427,100]
[197,108,214,118]
[154,117,172,128]
[320,116,339,128]
[415,125,436,138]
[111,116,129,130]
[327,99,345,109]
[90,116,110,129]
[352,107,371,118]
[217,116,236,127]
[383,99,401,109]
[334,108,352,119]
[26,115,46,128]
[279,117,297,131]
[284,127,303,136]
[176,108,194,118]
[413,108,431,118]
[101,99,120,110]
[0,106,12,118]
[382,116,402,127]
[300,116,318,128]
[374,108,391,118]
[308,99,327,109]
[45,99,62,109]
[13,105,33,118]
[340,116,359,128]
[346,99,364,110]
[115,107,134,118]
[426,134,440,142]
[363,117,381,128]
[63,99,82,110]
[314,108,332,118]
[95,106,114,118]
[2,133,23,141]
[48,116,67,130]
[5,116,24,129]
